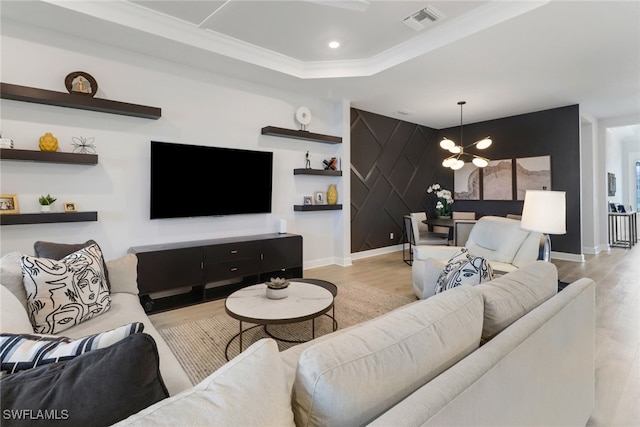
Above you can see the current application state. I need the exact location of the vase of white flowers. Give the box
[426,183,454,217]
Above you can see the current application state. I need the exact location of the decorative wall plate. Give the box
[295,106,312,128]
[65,71,98,97]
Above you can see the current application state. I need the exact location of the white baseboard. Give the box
[582,244,607,255]
[551,251,585,262]
[351,244,403,260]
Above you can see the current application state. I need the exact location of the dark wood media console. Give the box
[129,233,303,314]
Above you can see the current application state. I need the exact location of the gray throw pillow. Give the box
[0,333,169,427]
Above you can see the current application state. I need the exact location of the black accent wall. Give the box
[351,105,581,255]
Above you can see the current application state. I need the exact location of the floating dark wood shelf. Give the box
[1,148,98,165]
[293,168,342,176]
[1,82,161,120]
[0,211,98,226]
[294,204,342,211]
[261,126,341,144]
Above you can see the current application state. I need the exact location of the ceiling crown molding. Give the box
[41,0,548,79]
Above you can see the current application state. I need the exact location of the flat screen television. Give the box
[150,141,273,219]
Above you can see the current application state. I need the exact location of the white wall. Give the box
[0,23,349,267]
[579,114,598,254]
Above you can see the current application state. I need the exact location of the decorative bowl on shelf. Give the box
[265,277,290,299]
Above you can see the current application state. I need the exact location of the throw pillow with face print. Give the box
[20,243,111,334]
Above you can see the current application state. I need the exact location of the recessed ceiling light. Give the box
[328,41,340,49]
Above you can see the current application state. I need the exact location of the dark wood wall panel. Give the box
[350,109,438,252]
[351,105,582,255]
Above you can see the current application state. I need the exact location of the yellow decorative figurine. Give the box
[39,133,59,152]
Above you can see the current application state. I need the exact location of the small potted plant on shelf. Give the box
[265,277,290,300]
[38,194,57,213]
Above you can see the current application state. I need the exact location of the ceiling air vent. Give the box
[403,5,445,32]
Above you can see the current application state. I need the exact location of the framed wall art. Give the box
[482,159,513,200]
[516,156,552,200]
[607,172,616,196]
[64,202,78,213]
[454,163,480,200]
[0,194,19,214]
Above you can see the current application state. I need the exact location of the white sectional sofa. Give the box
[117,261,595,427]
[0,251,192,397]
[412,215,543,299]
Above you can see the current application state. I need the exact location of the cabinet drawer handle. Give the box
[230,267,238,272]
[230,250,238,254]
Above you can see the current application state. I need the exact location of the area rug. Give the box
[159,281,415,385]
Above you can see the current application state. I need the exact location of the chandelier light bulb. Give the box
[451,159,465,170]
[442,157,456,168]
[475,137,492,149]
[472,157,489,167]
[449,145,461,154]
[440,138,455,150]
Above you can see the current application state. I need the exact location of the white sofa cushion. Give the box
[476,260,558,341]
[291,285,484,427]
[465,216,531,265]
[0,284,32,333]
[106,254,139,295]
[64,292,192,396]
[0,252,27,311]
[115,338,295,427]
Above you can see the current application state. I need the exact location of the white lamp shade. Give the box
[440,138,455,150]
[449,145,461,154]
[475,138,492,149]
[472,157,489,167]
[521,190,566,234]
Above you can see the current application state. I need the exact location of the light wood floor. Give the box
[150,244,639,426]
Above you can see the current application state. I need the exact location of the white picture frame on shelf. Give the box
[314,191,325,205]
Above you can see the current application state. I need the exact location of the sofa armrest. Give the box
[413,246,459,261]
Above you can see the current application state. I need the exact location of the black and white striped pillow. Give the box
[0,322,144,375]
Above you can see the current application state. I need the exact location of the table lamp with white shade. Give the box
[520,190,566,262]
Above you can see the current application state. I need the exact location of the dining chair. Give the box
[403,213,449,266]
[451,211,476,246]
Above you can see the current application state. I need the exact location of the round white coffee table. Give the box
[224,280,334,359]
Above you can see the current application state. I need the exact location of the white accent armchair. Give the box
[412,216,543,299]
